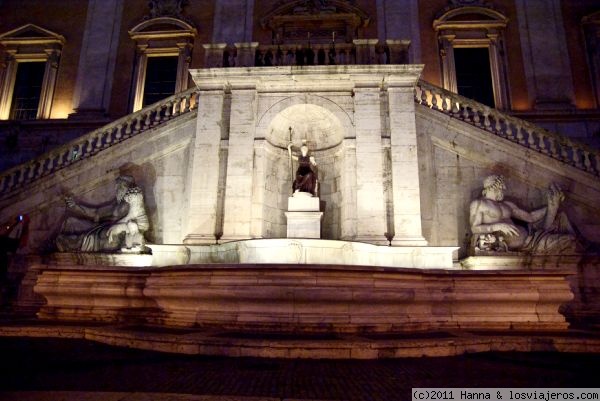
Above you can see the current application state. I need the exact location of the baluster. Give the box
[483,108,491,130]
[414,86,422,104]
[70,145,80,163]
[46,153,57,172]
[560,142,569,162]
[461,104,470,121]
[549,138,560,159]
[134,115,143,132]
[164,101,172,120]
[172,98,181,116]
[104,126,114,146]
[32,162,42,181]
[190,93,198,110]
[99,131,108,149]
[526,127,536,150]
[538,132,548,155]
[183,96,191,113]
[493,114,502,134]
[583,151,596,174]
[433,93,442,111]
[40,157,50,177]
[5,173,16,191]
[80,138,91,159]
[124,120,133,136]
[451,100,460,117]
[472,107,481,126]
[442,96,452,113]
[572,147,583,169]
[153,105,162,125]
[515,125,525,145]
[143,111,152,128]
[17,167,28,185]
[420,88,429,106]
[0,175,7,193]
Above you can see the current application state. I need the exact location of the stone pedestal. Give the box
[285,193,322,239]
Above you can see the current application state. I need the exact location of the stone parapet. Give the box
[34,263,572,333]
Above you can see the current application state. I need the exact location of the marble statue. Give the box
[469,175,583,255]
[288,140,318,196]
[55,175,149,253]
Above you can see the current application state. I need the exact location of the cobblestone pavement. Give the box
[0,338,599,401]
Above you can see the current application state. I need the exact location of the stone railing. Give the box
[204,39,411,68]
[415,80,600,176]
[0,88,199,197]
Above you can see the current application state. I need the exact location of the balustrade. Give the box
[0,87,199,197]
[0,79,596,199]
[414,80,600,176]
[212,40,409,68]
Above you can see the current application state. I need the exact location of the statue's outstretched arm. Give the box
[507,200,546,224]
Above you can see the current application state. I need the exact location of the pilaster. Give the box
[353,86,387,244]
[221,88,258,242]
[70,0,124,118]
[234,42,259,67]
[183,89,226,244]
[515,0,575,110]
[387,86,428,246]
[339,138,357,240]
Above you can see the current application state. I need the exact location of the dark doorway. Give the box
[142,56,178,107]
[454,47,495,107]
[9,61,45,120]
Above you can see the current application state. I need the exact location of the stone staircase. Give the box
[0,79,598,199]
[415,80,600,177]
[0,88,199,197]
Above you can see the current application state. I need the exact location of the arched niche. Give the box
[260,101,351,240]
[433,6,510,109]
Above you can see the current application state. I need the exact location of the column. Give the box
[0,53,16,120]
[202,43,227,68]
[353,39,378,65]
[183,90,225,244]
[70,0,124,118]
[212,0,254,44]
[340,138,357,240]
[515,0,575,109]
[221,88,257,242]
[353,87,387,244]
[234,42,259,67]
[387,86,428,246]
[378,0,421,63]
[38,50,60,119]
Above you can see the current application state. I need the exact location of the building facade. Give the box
[0,0,599,171]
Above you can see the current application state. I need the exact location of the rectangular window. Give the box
[142,56,178,107]
[9,61,45,120]
[454,47,495,107]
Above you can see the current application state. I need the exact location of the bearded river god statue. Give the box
[469,175,586,255]
[55,175,150,253]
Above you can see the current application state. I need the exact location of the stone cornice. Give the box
[190,65,424,92]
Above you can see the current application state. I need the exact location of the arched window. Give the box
[128,17,196,112]
[583,11,600,108]
[0,24,64,120]
[433,5,509,109]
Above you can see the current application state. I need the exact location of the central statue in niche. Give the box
[285,138,323,239]
[288,139,318,196]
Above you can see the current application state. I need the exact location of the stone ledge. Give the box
[33,263,573,334]
[1,323,599,359]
